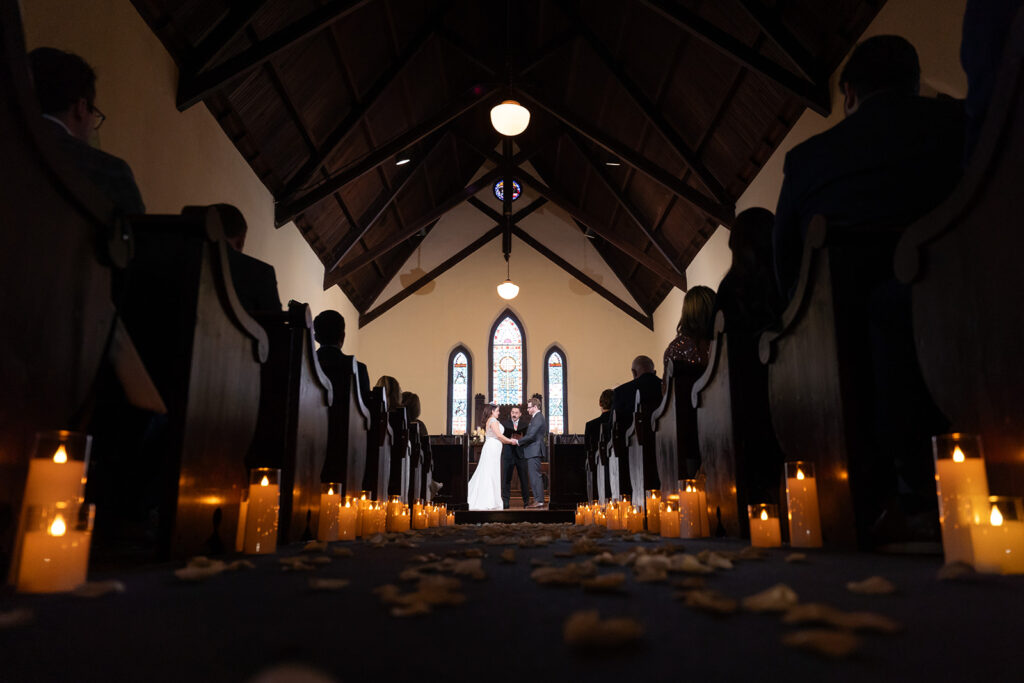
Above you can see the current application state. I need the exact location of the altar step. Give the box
[454,509,575,524]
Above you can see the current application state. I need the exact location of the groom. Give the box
[513,396,548,509]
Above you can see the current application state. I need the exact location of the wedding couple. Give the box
[467,397,547,511]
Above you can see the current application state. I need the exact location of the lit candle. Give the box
[618,495,631,528]
[606,499,621,530]
[659,498,681,538]
[338,497,357,541]
[582,503,594,526]
[748,504,782,548]
[446,510,455,526]
[385,495,402,532]
[970,497,1024,574]
[22,431,90,506]
[16,502,93,593]
[933,434,990,564]
[646,490,661,533]
[695,482,710,537]
[627,505,644,533]
[317,483,342,542]
[575,505,584,526]
[785,462,822,548]
[243,468,280,554]
[374,502,387,534]
[356,492,371,538]
[428,504,440,528]
[679,481,702,538]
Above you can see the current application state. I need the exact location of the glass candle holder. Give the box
[645,490,661,533]
[659,495,681,538]
[693,475,711,537]
[785,462,822,548]
[748,503,782,547]
[626,505,644,533]
[16,500,94,593]
[243,468,280,554]
[317,483,342,541]
[969,496,1024,574]
[24,430,91,506]
[933,433,989,565]
[338,495,357,541]
[235,487,249,552]
[679,480,702,538]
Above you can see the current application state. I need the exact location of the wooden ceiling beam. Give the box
[512,227,653,329]
[515,87,735,227]
[734,0,822,82]
[466,196,501,223]
[359,226,503,327]
[514,167,686,289]
[184,0,272,75]
[323,130,448,271]
[565,131,683,276]
[637,0,830,115]
[275,85,496,226]
[326,166,505,281]
[281,3,451,196]
[570,217,655,315]
[176,0,376,110]
[560,1,729,204]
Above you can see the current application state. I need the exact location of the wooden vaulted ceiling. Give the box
[131,0,883,325]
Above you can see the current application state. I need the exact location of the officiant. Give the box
[500,405,528,509]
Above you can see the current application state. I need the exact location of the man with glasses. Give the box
[28,47,144,215]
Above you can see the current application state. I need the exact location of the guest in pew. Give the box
[211,204,281,319]
[375,376,403,413]
[612,356,663,422]
[313,310,370,407]
[772,35,965,299]
[401,391,426,434]
[716,208,783,338]
[663,286,716,374]
[584,389,614,454]
[28,47,145,215]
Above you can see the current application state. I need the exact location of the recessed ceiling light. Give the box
[605,160,621,167]
[395,156,411,166]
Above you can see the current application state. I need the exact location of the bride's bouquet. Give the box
[471,426,486,444]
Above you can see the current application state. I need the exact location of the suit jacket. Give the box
[611,373,663,424]
[516,412,548,460]
[226,247,282,319]
[45,118,145,215]
[773,93,965,296]
[316,346,370,408]
[501,417,526,459]
[584,412,611,452]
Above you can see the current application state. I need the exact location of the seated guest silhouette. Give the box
[612,355,662,423]
[716,209,783,338]
[28,47,144,215]
[211,204,281,320]
[772,35,964,298]
[313,310,370,407]
[584,389,614,451]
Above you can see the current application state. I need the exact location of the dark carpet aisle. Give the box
[2,523,1020,682]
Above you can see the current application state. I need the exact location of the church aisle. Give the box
[2,524,1020,682]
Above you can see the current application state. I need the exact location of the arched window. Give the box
[489,309,526,406]
[544,346,567,434]
[447,346,472,435]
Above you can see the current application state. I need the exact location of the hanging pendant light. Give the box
[497,255,519,300]
[490,99,530,137]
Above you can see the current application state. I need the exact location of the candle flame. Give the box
[991,505,1005,527]
[53,444,68,464]
[344,501,351,508]
[796,468,805,480]
[49,514,67,536]
[685,484,694,492]
[953,446,965,463]
[328,487,334,495]
[260,475,270,486]
[760,509,769,521]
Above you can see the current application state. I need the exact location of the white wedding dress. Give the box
[467,418,504,511]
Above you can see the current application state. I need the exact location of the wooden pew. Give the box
[624,393,654,504]
[429,435,468,510]
[609,411,630,502]
[0,4,157,567]
[759,216,897,548]
[248,302,332,545]
[595,423,613,504]
[691,312,783,538]
[584,415,609,503]
[118,206,269,558]
[363,387,394,501]
[410,422,433,503]
[895,12,1024,496]
[319,356,370,502]
[651,357,704,497]
[549,435,589,509]
[387,407,411,503]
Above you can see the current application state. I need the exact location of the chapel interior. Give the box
[2,0,1023,680]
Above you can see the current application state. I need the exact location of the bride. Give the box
[467,403,518,510]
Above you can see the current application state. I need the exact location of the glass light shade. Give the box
[497,279,520,300]
[490,100,530,136]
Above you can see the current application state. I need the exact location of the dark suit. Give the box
[515,411,548,504]
[500,417,528,508]
[226,247,282,320]
[612,372,662,422]
[585,411,612,501]
[773,93,965,297]
[44,118,145,215]
[316,346,370,409]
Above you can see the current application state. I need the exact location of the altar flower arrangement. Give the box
[471,427,486,444]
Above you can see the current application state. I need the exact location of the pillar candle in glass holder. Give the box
[446,510,455,526]
[785,462,822,548]
[317,483,342,541]
[594,505,607,527]
[627,505,644,533]
[385,495,402,532]
[428,504,440,527]
[376,502,388,534]
[694,477,710,537]
[645,490,661,533]
[22,431,90,506]
[412,504,427,530]
[605,498,621,530]
[244,468,280,554]
[748,504,782,548]
[934,433,989,564]
[580,504,592,526]
[338,497,357,541]
[16,501,94,593]
[679,481,702,538]
[659,498,681,538]
[618,495,631,525]
[355,492,372,538]
[970,497,1024,574]
[575,505,584,526]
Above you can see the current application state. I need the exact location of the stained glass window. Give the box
[545,349,566,434]
[492,179,521,202]
[447,346,471,435]
[490,313,524,406]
